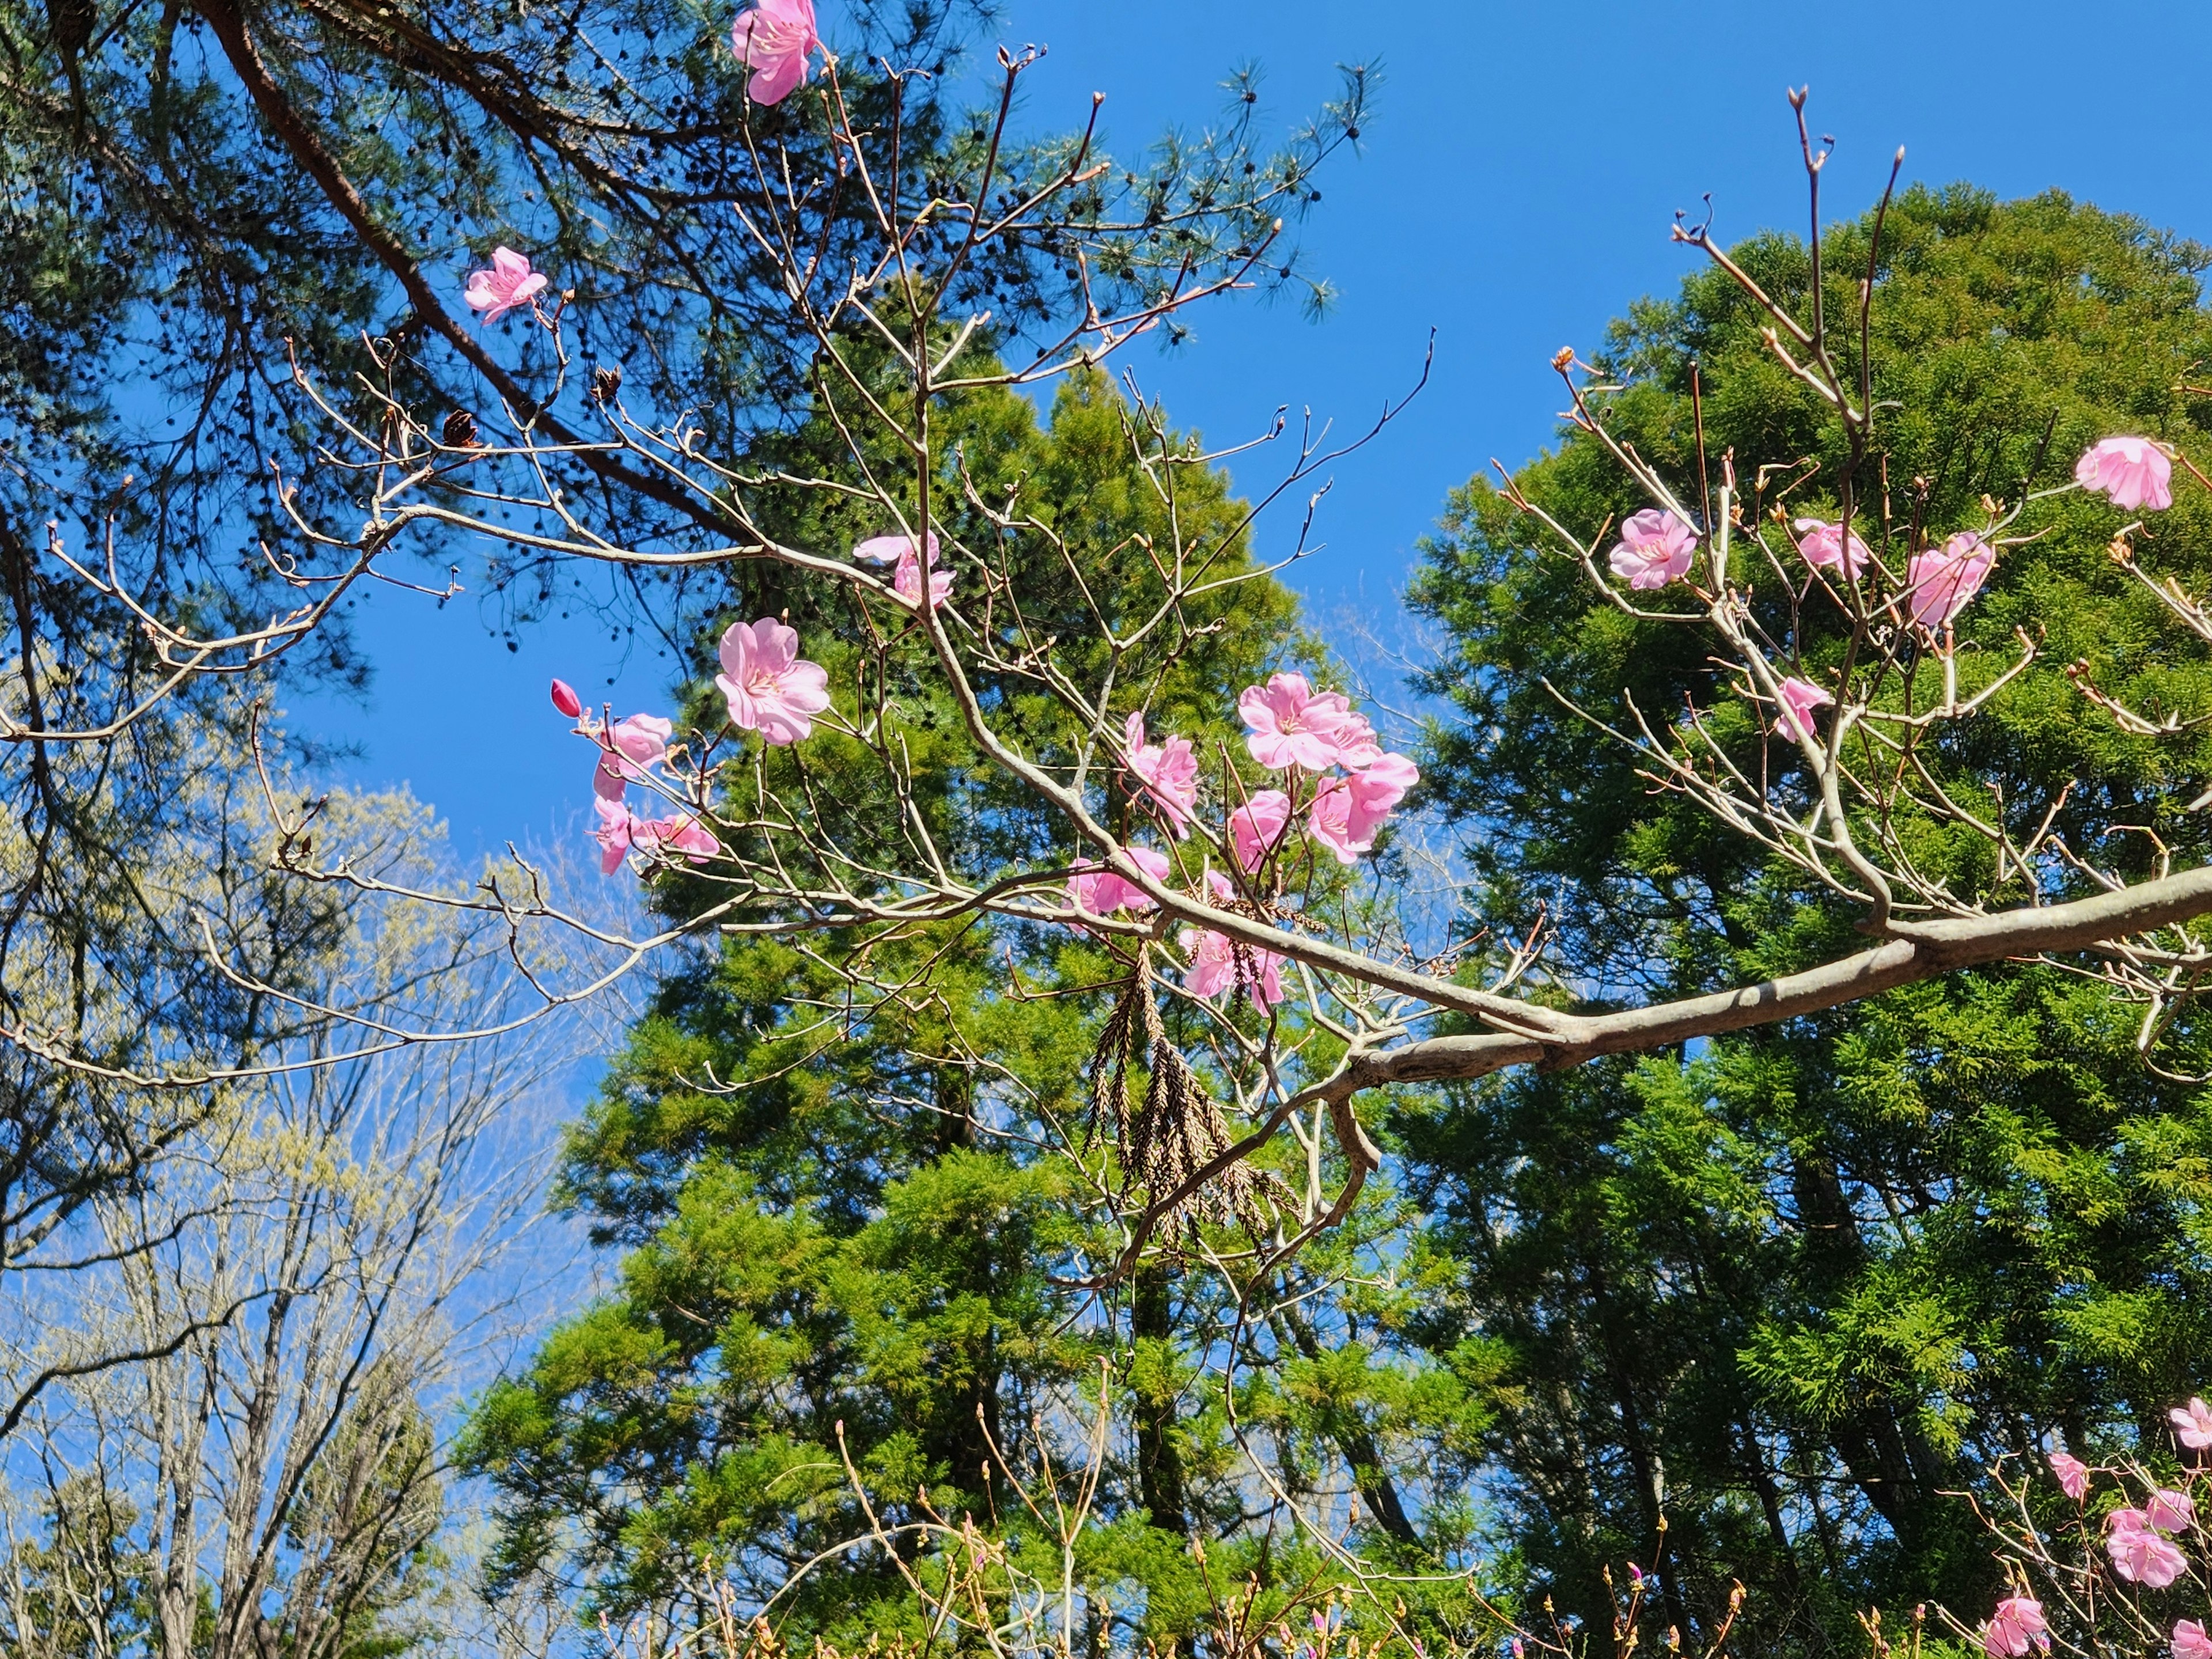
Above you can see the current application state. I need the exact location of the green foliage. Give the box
[1405,185,2212,1651]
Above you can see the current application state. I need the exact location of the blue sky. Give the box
[303,0,2212,859]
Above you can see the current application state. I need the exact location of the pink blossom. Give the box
[716,618,831,745]
[853,531,937,566]
[1332,711,1386,770]
[894,540,953,608]
[1774,676,1835,744]
[1980,1596,2046,1659]
[1240,673,1354,771]
[593,713,673,800]
[590,797,636,874]
[2108,1510,2188,1587]
[1344,752,1419,842]
[1309,777,1374,865]
[2148,1488,2197,1533]
[1124,711,1200,838]
[463,247,548,325]
[1793,518,1871,579]
[1228,790,1293,873]
[729,0,820,105]
[1067,846,1171,918]
[2174,1620,2212,1659]
[2172,1397,2212,1449]
[631,811,722,865]
[1179,920,1286,1006]
[2048,1450,2089,1502]
[1608,508,1698,590]
[550,678,584,719]
[2076,436,2174,512]
[1903,532,1995,630]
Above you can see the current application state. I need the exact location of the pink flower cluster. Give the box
[1181,870,1286,1006]
[547,611,831,878]
[1234,673,1419,865]
[1066,675,1416,1004]
[1611,441,2182,657]
[2001,1403,2212,1657]
[547,686,724,876]
[2107,1499,2189,1588]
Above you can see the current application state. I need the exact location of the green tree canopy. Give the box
[1406,184,2212,1652]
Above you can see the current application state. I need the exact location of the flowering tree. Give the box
[51,37,2212,1275]
[1945,1397,2212,1659]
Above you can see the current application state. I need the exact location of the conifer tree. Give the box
[1406,184,2212,1651]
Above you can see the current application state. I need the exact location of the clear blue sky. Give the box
[303,0,2212,858]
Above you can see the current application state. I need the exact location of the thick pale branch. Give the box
[1328,863,2212,1098]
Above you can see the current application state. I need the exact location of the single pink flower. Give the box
[1774,676,1835,744]
[853,531,937,565]
[1331,711,1386,771]
[2076,436,2174,512]
[2175,1620,2212,1659]
[1793,518,1872,579]
[2148,1488,2197,1533]
[1344,752,1419,842]
[1124,711,1200,838]
[1981,1596,2046,1659]
[631,812,722,865]
[893,540,953,609]
[716,618,831,745]
[2108,1510,2188,1587]
[729,0,820,105]
[593,713,673,799]
[1067,845,1171,917]
[2172,1397,2212,1449]
[591,797,636,874]
[1228,790,1293,873]
[1179,922,1286,1006]
[1608,507,1698,590]
[550,678,584,719]
[1309,776,1374,865]
[2048,1450,2089,1502]
[1903,532,1995,630]
[1240,673,1354,771]
[463,247,548,325]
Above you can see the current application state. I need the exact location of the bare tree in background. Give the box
[0,789,627,1658]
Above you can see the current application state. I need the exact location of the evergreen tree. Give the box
[1406,185,2212,1651]
[462,370,1493,1649]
